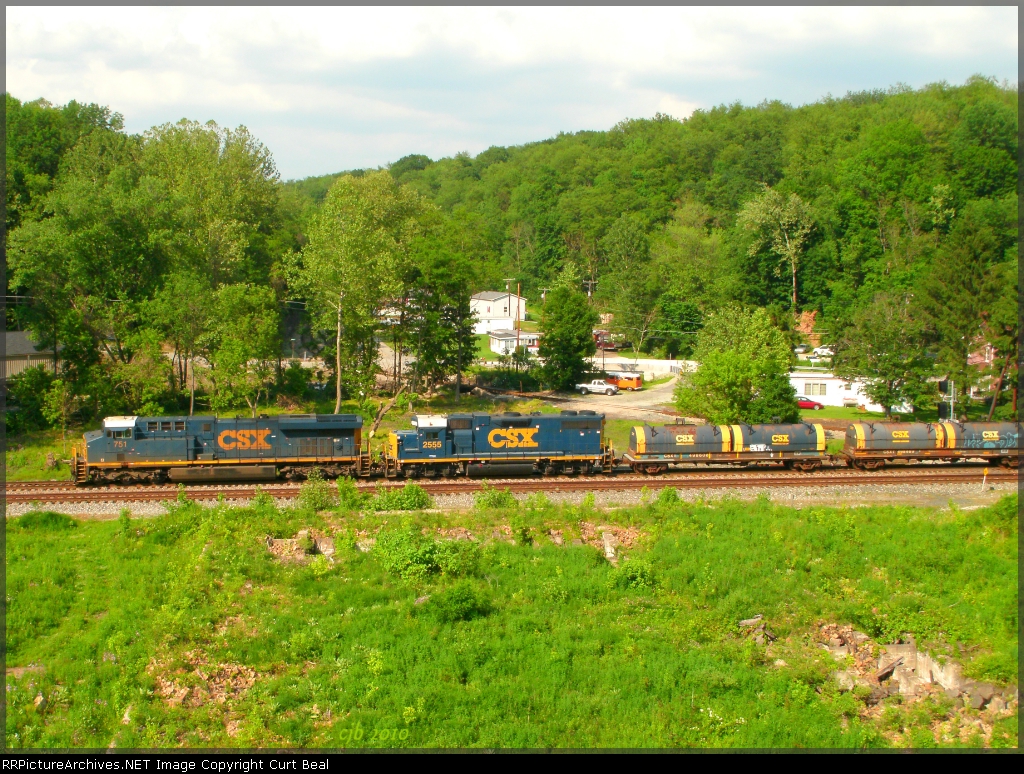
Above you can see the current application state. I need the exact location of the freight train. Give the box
[70,413,1019,485]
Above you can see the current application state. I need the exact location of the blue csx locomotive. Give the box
[71,410,612,484]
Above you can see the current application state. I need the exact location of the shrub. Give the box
[655,487,680,507]
[369,483,432,512]
[435,540,481,577]
[337,477,368,511]
[375,528,439,581]
[427,581,491,623]
[13,511,76,531]
[299,468,337,512]
[118,508,132,535]
[474,482,518,511]
[610,558,656,591]
[310,554,333,578]
[508,516,533,546]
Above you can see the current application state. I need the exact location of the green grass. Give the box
[475,335,494,362]
[641,375,675,390]
[800,407,887,421]
[6,493,1017,749]
[4,430,78,481]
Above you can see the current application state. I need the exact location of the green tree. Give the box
[538,286,598,391]
[294,171,427,411]
[206,284,281,417]
[149,272,215,414]
[834,294,930,418]
[407,236,477,399]
[42,379,84,451]
[142,119,279,285]
[980,257,1018,418]
[738,184,814,312]
[673,306,798,423]
[600,215,661,361]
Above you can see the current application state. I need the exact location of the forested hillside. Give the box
[4,76,1018,428]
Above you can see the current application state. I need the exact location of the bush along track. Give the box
[4,492,1017,748]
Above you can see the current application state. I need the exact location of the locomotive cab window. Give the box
[111,429,130,439]
[424,431,440,441]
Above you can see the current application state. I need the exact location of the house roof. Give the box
[5,331,56,357]
[489,329,540,340]
[472,291,524,302]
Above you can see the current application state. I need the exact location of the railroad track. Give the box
[4,466,1016,505]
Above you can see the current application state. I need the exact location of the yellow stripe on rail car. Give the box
[942,422,957,449]
[731,425,744,454]
[814,424,825,452]
[853,423,865,450]
[633,427,646,454]
[934,423,945,449]
[719,425,732,453]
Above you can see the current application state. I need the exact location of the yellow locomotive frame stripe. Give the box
[814,424,825,452]
[719,425,732,453]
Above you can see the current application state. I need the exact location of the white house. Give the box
[789,370,911,414]
[489,329,541,356]
[471,291,527,334]
[4,331,59,382]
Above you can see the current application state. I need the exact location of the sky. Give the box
[6,6,1018,180]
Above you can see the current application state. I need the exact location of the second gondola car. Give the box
[623,422,827,473]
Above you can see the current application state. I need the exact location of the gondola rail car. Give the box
[623,421,827,474]
[71,414,369,485]
[841,421,1021,469]
[384,410,614,478]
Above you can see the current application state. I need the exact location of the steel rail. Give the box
[4,467,1016,504]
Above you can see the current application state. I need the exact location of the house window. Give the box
[843,383,852,391]
[503,307,508,314]
[805,383,827,396]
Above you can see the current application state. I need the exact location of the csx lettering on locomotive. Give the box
[218,429,273,451]
[487,427,539,448]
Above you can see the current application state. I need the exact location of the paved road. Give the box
[553,376,681,421]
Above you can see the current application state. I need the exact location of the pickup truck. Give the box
[577,380,619,396]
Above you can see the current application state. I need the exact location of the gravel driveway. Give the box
[553,376,681,420]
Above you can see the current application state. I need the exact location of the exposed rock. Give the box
[835,670,857,692]
[738,615,763,627]
[880,643,918,672]
[773,659,787,668]
[989,696,1007,713]
[571,539,584,546]
[601,531,619,560]
[102,652,117,663]
[355,539,375,553]
[549,530,564,546]
[893,664,930,697]
[314,537,335,558]
[33,694,47,712]
[414,596,430,606]
[121,705,132,725]
[45,452,57,469]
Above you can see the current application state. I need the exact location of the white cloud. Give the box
[5,6,1017,177]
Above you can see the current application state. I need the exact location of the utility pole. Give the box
[582,279,597,299]
[515,281,521,352]
[540,287,550,304]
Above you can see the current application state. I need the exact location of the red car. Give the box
[796,396,825,410]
